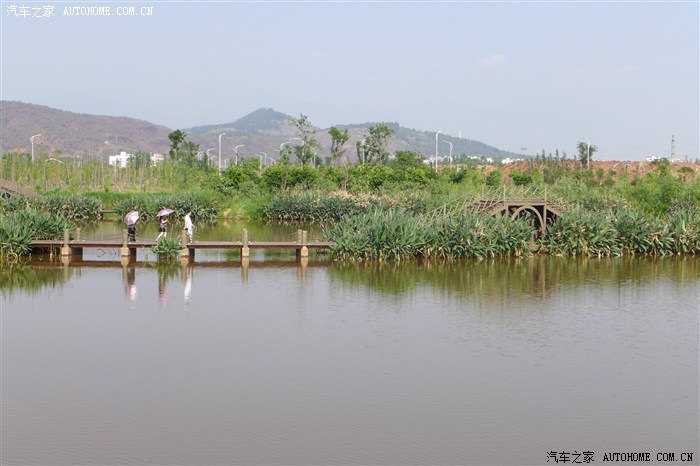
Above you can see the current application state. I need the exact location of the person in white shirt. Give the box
[184,211,194,243]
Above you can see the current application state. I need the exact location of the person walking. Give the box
[156,215,168,241]
[125,211,139,242]
[184,211,194,243]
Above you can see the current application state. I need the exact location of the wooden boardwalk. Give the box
[0,179,37,198]
[30,228,333,262]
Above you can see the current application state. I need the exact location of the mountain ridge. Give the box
[0,101,519,162]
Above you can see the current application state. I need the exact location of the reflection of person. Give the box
[184,211,194,243]
[156,215,168,241]
[182,265,193,305]
[125,266,137,301]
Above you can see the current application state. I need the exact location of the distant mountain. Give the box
[0,101,519,162]
[0,101,172,158]
[188,108,292,135]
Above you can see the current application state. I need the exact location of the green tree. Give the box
[328,126,350,166]
[391,150,424,169]
[363,123,394,165]
[128,152,153,169]
[167,130,201,167]
[577,141,598,168]
[168,130,187,162]
[486,170,502,187]
[289,114,321,167]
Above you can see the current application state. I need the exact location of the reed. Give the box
[152,236,182,259]
[325,209,536,261]
[2,193,101,220]
[0,208,70,261]
[537,210,621,257]
[263,191,378,223]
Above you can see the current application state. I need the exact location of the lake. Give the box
[1,228,698,464]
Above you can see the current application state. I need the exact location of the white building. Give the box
[108,151,165,167]
[108,151,131,168]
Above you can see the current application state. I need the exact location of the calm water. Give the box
[1,245,698,464]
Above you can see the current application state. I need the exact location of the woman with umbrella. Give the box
[155,208,174,241]
[124,210,139,242]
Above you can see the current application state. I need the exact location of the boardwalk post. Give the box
[120,229,134,257]
[241,229,249,258]
[60,228,72,256]
[180,230,191,258]
[296,229,303,259]
[241,256,249,282]
[299,230,309,258]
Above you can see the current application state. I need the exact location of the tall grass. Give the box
[2,193,101,220]
[112,191,219,223]
[325,209,535,261]
[538,208,700,256]
[263,191,381,223]
[0,208,71,261]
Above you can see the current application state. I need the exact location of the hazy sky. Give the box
[2,1,698,160]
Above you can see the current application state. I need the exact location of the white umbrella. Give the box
[124,210,140,226]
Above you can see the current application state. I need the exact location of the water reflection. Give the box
[0,261,72,296]
[4,256,699,303]
[123,263,137,301]
[2,254,698,465]
[330,256,699,297]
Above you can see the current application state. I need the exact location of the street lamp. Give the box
[259,151,268,166]
[361,138,366,165]
[582,137,590,170]
[442,140,453,167]
[206,148,214,166]
[234,144,245,166]
[435,131,442,171]
[31,134,41,161]
[218,132,226,173]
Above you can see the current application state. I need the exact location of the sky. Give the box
[1,1,698,161]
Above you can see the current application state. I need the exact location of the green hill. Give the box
[0,101,519,163]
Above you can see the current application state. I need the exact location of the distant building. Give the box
[108,151,165,167]
[501,158,523,165]
[109,151,131,168]
[645,156,683,163]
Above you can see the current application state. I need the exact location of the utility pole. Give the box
[435,131,442,172]
[671,135,675,160]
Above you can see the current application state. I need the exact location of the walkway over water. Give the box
[31,229,333,261]
[0,179,36,198]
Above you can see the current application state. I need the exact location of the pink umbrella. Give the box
[157,208,175,217]
[124,210,140,226]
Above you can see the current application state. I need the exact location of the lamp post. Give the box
[234,144,245,166]
[582,137,590,170]
[206,148,214,167]
[31,134,41,162]
[218,132,226,173]
[443,140,453,167]
[260,151,268,167]
[435,131,442,171]
[361,138,366,165]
